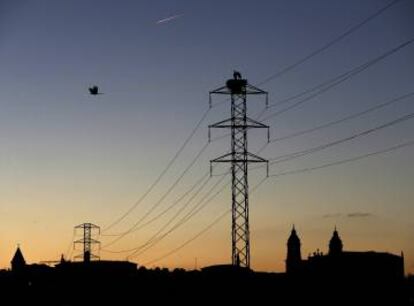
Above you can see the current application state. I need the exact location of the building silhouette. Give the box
[284,227,408,304]
[286,225,302,274]
[11,246,26,272]
[0,228,411,305]
[286,227,405,280]
[329,226,343,255]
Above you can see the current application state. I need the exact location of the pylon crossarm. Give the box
[210,85,230,95]
[212,159,267,163]
[74,238,100,244]
[209,118,233,128]
[210,82,267,96]
[245,117,269,128]
[210,117,269,129]
[246,152,268,163]
[212,124,269,128]
[245,83,267,95]
[75,223,100,229]
[210,153,232,163]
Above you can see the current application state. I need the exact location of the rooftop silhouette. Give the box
[0,227,412,305]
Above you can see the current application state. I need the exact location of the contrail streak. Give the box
[156,14,183,24]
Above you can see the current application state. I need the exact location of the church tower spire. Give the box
[329,227,343,255]
[11,245,26,272]
[286,225,302,273]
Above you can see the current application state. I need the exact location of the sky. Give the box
[0,0,413,273]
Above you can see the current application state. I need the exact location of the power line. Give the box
[260,38,414,122]
[217,38,414,147]
[102,171,227,254]
[141,138,414,267]
[143,209,231,267]
[101,0,405,236]
[121,96,413,263]
[102,171,211,238]
[128,83,414,258]
[266,111,414,165]
[103,141,210,247]
[102,147,231,252]
[116,87,264,256]
[128,181,229,260]
[268,140,414,178]
[139,105,414,266]
[103,108,211,232]
[102,153,231,253]
[126,173,230,259]
[141,176,266,266]
[64,230,76,260]
[267,92,414,143]
[101,172,213,253]
[265,71,356,110]
[215,0,402,115]
[253,57,369,122]
[264,56,411,111]
[256,0,403,86]
[108,0,408,263]
[250,109,414,173]
[101,0,408,256]
[103,97,241,238]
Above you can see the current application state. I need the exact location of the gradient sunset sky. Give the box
[0,0,413,273]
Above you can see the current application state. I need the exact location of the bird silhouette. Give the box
[88,85,102,95]
[233,70,242,80]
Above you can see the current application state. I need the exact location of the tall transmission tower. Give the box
[209,72,269,268]
[74,223,101,263]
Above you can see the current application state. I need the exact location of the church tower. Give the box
[286,225,302,273]
[329,227,343,255]
[11,245,26,272]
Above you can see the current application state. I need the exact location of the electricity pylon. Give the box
[209,72,269,268]
[74,223,100,263]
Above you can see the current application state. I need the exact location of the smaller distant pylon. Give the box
[74,223,100,263]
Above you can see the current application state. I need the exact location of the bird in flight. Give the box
[88,85,102,95]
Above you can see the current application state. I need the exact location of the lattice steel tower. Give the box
[209,72,269,268]
[74,223,101,263]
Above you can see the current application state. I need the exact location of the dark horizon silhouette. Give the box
[1,226,413,305]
